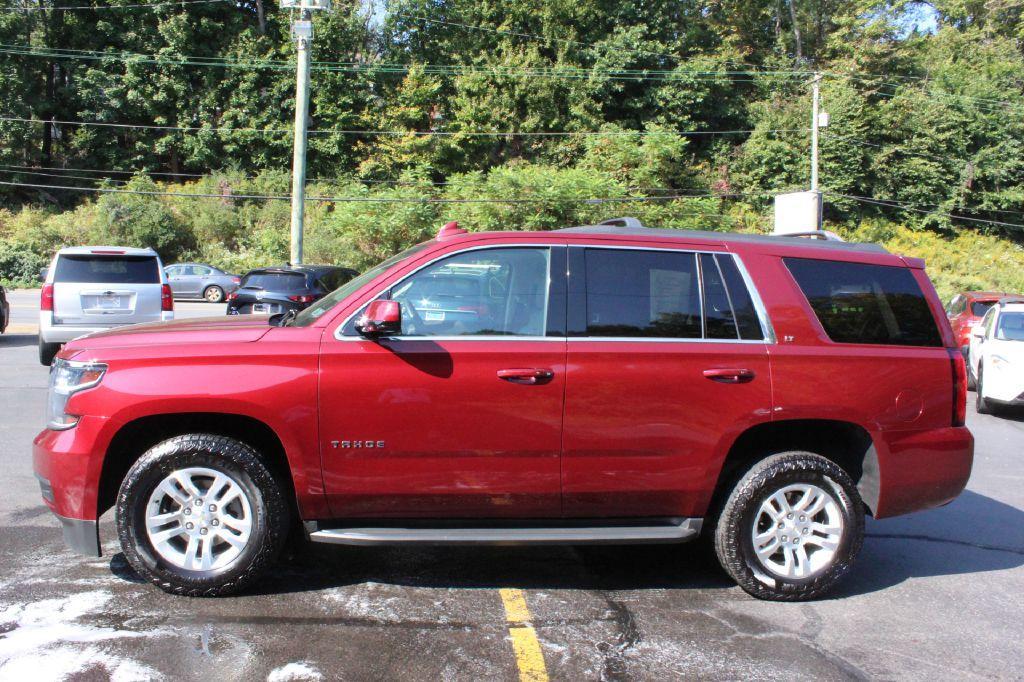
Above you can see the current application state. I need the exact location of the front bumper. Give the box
[33,415,111,556]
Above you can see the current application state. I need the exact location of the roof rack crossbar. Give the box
[777,230,845,242]
[599,217,644,229]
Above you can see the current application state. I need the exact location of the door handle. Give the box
[497,368,555,385]
[703,368,756,384]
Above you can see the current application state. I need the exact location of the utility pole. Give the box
[810,71,821,192]
[282,0,330,265]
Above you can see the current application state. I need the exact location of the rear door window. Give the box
[584,249,702,338]
[242,272,307,290]
[54,255,160,284]
[971,300,996,317]
[784,258,942,347]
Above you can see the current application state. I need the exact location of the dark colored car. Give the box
[34,219,972,602]
[165,263,240,303]
[946,291,1013,352]
[226,265,357,316]
[0,285,8,333]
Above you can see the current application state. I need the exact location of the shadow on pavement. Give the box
[0,333,38,348]
[107,489,1023,599]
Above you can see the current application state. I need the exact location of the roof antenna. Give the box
[599,217,643,228]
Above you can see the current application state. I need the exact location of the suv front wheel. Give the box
[116,434,289,596]
[714,452,865,601]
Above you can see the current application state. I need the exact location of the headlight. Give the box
[991,354,1011,370]
[47,358,106,430]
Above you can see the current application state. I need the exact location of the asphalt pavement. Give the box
[1,289,1022,681]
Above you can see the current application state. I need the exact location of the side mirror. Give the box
[38,267,48,283]
[971,325,986,340]
[356,300,402,338]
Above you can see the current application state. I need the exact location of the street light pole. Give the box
[288,9,312,265]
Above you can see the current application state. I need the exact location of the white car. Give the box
[38,246,174,365]
[967,299,1024,413]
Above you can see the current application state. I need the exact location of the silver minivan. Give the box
[38,246,174,364]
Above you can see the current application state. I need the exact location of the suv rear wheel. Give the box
[116,434,289,597]
[714,452,864,601]
[38,337,60,365]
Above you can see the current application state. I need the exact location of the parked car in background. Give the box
[967,298,1024,413]
[0,285,9,334]
[947,291,1009,353]
[38,246,173,365]
[34,220,972,602]
[226,265,357,316]
[164,263,240,303]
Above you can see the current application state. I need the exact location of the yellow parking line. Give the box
[4,323,37,333]
[499,588,549,682]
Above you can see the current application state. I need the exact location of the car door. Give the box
[191,265,214,295]
[318,245,568,518]
[969,306,997,377]
[561,246,772,519]
[165,265,186,296]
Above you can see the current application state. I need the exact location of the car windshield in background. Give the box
[785,258,942,347]
[291,243,430,327]
[996,312,1024,341]
[53,255,159,284]
[972,300,997,317]
[241,272,306,290]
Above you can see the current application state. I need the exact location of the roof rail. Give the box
[998,296,1024,306]
[777,230,845,242]
[599,217,644,229]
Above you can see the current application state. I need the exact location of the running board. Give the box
[307,518,703,546]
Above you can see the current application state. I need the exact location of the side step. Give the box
[307,518,703,546]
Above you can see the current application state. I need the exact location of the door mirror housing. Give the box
[356,300,402,338]
[971,324,986,340]
[38,267,48,283]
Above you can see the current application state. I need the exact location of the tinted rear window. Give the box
[54,255,159,284]
[785,258,942,347]
[971,300,996,317]
[241,272,307,290]
[584,249,702,338]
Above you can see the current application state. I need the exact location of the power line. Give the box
[0,178,768,204]
[830,192,1024,231]
[0,0,225,11]
[823,131,968,166]
[0,115,807,137]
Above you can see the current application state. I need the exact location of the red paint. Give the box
[34,228,974,539]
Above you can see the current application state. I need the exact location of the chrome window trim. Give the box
[334,243,557,341]
[334,240,776,345]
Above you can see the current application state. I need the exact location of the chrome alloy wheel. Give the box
[145,467,252,572]
[751,483,844,579]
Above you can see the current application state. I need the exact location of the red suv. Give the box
[34,220,973,601]
[947,291,1010,353]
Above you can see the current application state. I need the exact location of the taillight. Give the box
[288,294,316,303]
[231,276,241,284]
[40,283,54,312]
[226,292,238,301]
[949,349,967,427]
[161,284,174,312]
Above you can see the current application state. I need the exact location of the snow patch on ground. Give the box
[0,590,162,680]
[266,661,324,681]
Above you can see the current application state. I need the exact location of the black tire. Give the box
[116,434,289,597]
[713,452,865,601]
[203,285,225,303]
[976,367,993,415]
[38,338,60,365]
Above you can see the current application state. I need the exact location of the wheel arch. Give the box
[99,412,299,520]
[710,419,879,518]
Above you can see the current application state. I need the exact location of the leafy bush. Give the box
[0,238,48,286]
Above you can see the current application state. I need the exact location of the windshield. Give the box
[996,311,1024,341]
[290,242,430,327]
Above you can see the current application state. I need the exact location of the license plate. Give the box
[100,295,121,309]
[252,303,272,313]
[424,310,445,322]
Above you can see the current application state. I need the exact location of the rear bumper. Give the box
[873,426,974,519]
